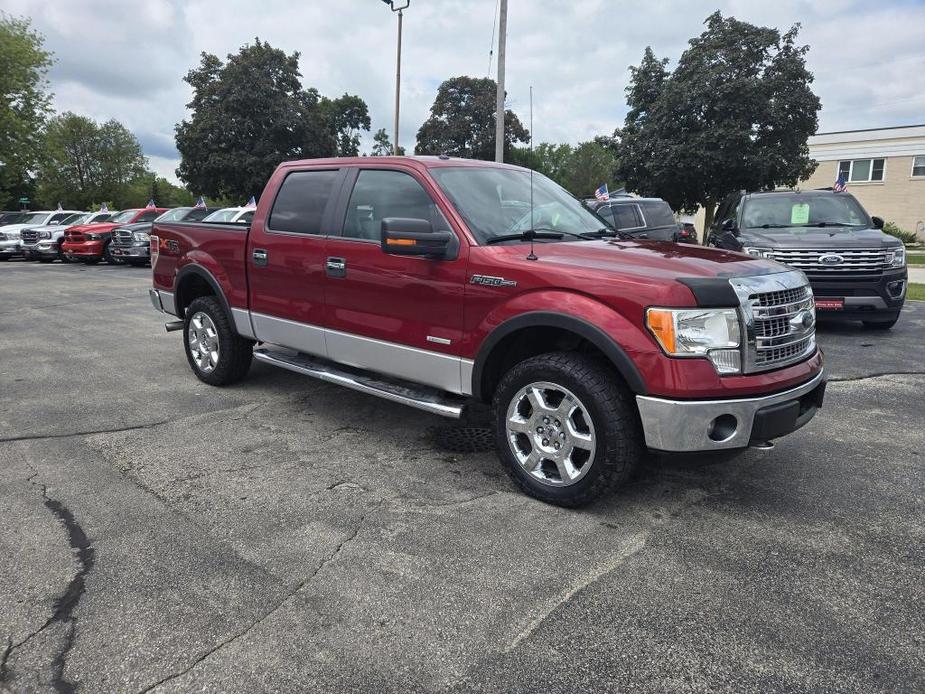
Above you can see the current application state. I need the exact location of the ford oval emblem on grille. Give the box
[819,253,844,265]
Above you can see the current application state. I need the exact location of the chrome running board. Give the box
[253,348,466,419]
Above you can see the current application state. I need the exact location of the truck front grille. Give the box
[20,229,40,245]
[730,272,817,373]
[112,229,133,247]
[765,248,889,274]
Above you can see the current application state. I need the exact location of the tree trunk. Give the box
[702,200,716,238]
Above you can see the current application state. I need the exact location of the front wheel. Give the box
[492,352,643,507]
[183,296,253,386]
[103,242,123,265]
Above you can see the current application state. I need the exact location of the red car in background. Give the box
[62,207,167,264]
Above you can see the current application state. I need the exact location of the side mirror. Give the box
[381,217,456,259]
[871,216,884,230]
[721,218,739,235]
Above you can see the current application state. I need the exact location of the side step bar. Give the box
[253,348,466,419]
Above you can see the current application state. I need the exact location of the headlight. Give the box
[743,246,771,258]
[86,233,101,240]
[40,230,51,239]
[646,308,742,374]
[885,246,906,268]
[132,231,150,242]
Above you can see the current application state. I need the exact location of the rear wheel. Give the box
[492,352,643,507]
[183,296,253,386]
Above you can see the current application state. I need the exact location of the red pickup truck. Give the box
[63,207,167,263]
[150,156,825,506]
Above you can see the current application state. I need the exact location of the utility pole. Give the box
[494,0,507,163]
[383,1,410,155]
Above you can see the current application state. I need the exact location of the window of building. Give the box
[837,158,885,183]
[912,155,925,178]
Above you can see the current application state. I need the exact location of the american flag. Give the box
[194,196,206,208]
[56,202,63,211]
[146,199,157,208]
[244,196,257,208]
[833,175,848,193]
[594,184,610,201]
[100,203,109,213]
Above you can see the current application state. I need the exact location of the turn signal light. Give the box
[386,238,416,246]
[646,309,676,353]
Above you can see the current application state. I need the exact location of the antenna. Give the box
[526,85,537,261]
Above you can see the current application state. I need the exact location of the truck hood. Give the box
[67,222,120,233]
[510,239,784,280]
[738,226,900,249]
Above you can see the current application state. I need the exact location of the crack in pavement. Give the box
[827,371,925,383]
[0,474,95,693]
[0,420,172,444]
[503,531,650,653]
[136,503,379,694]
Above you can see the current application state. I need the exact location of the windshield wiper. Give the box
[758,224,791,229]
[803,222,855,227]
[485,230,564,245]
[578,227,623,239]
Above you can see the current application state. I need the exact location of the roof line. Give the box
[814,124,925,136]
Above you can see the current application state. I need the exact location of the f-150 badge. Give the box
[470,275,518,288]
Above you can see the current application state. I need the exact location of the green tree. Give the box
[123,172,194,208]
[510,142,575,188]
[0,14,53,209]
[36,112,147,209]
[370,127,405,156]
[415,76,529,160]
[617,13,820,231]
[175,39,370,200]
[562,141,617,198]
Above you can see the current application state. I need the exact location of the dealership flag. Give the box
[146,199,157,208]
[194,195,206,208]
[244,196,257,208]
[833,175,848,192]
[594,184,610,201]
[99,203,109,213]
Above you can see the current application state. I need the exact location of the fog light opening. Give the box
[887,280,905,299]
[708,414,738,442]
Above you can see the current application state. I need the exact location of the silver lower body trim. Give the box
[149,289,177,316]
[231,307,256,339]
[252,312,326,357]
[635,369,825,452]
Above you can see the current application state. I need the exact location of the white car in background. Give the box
[202,207,256,224]
[0,210,84,261]
[21,211,114,263]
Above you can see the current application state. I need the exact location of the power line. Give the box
[487,0,499,76]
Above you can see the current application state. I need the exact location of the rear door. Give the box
[246,167,347,357]
[322,166,469,393]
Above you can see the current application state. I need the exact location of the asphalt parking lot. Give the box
[1,260,923,694]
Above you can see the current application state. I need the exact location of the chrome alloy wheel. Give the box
[188,311,220,374]
[505,381,596,487]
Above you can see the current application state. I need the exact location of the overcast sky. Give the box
[7,0,925,184]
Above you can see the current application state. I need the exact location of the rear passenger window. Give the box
[595,206,615,225]
[269,170,339,234]
[342,170,449,241]
[136,210,160,222]
[613,204,643,230]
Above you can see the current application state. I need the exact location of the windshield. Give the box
[110,210,138,223]
[430,167,610,244]
[155,207,192,222]
[203,208,240,222]
[741,194,869,230]
[19,213,50,224]
[58,213,85,225]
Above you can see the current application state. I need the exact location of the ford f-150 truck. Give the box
[149,156,825,506]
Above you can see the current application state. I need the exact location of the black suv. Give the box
[587,196,695,243]
[706,190,907,329]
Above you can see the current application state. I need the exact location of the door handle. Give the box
[252,249,268,266]
[326,257,346,278]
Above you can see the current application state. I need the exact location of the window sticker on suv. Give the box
[791,203,810,225]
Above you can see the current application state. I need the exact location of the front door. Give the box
[323,166,469,394]
[246,167,345,356]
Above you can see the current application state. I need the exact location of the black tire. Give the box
[126,260,148,267]
[491,352,643,507]
[84,258,100,265]
[862,313,900,330]
[183,296,253,386]
[39,257,55,264]
[0,256,9,261]
[103,242,123,265]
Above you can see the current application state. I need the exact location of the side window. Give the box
[49,213,70,223]
[612,204,643,230]
[137,210,161,222]
[269,169,340,234]
[341,169,449,241]
[237,211,255,224]
[595,206,615,225]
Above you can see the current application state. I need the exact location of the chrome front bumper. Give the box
[636,369,826,452]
